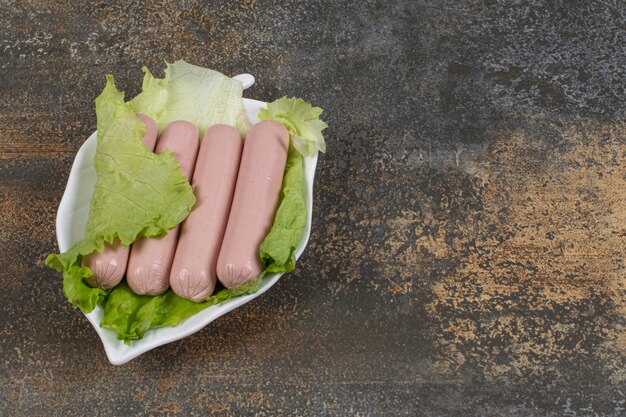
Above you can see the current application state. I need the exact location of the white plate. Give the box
[55,74,317,365]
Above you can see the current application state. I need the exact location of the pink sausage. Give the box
[216,120,289,289]
[170,125,243,301]
[83,113,158,289]
[126,121,200,295]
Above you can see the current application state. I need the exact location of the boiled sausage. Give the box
[126,120,199,295]
[216,120,289,288]
[170,124,243,301]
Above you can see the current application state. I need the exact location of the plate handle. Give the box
[232,73,255,90]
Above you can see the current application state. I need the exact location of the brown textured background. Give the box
[1,1,625,416]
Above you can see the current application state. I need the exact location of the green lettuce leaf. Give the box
[258,96,328,157]
[45,75,196,312]
[129,60,248,135]
[259,144,307,273]
[102,278,263,344]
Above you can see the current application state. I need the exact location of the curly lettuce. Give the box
[259,144,307,273]
[259,96,328,157]
[129,60,247,135]
[102,279,262,344]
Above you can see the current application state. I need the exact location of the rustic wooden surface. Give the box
[1,1,624,416]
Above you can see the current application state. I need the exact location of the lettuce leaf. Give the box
[129,60,248,136]
[45,75,196,312]
[258,96,328,157]
[102,278,263,344]
[259,144,307,273]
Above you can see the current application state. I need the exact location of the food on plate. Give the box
[128,62,247,136]
[45,60,328,344]
[126,121,200,295]
[258,138,308,273]
[170,124,243,302]
[216,121,289,288]
[82,113,159,290]
[45,73,197,313]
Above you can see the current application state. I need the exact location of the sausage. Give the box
[126,120,200,295]
[169,125,243,301]
[216,120,289,288]
[83,113,158,289]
